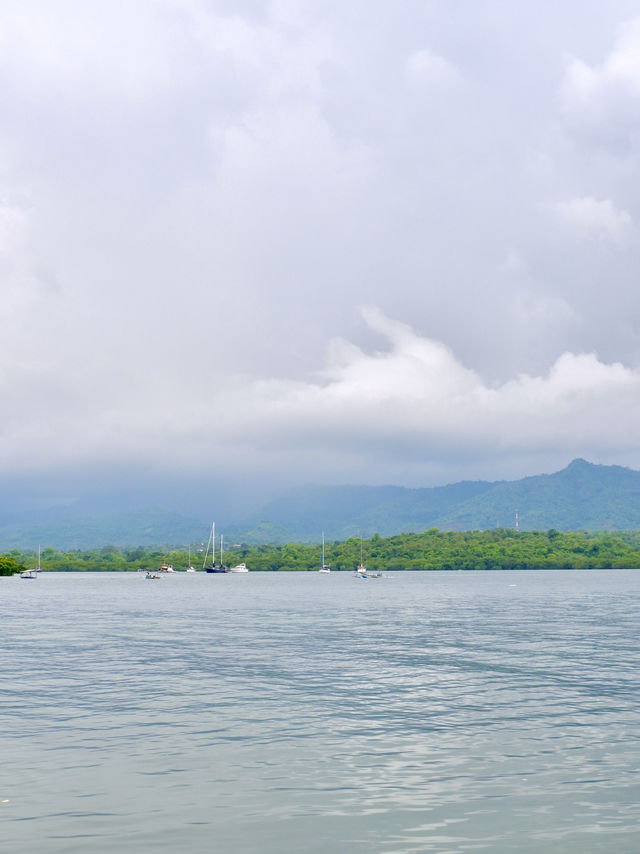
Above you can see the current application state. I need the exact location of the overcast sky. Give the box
[3,0,640,509]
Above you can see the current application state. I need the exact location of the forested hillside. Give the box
[229,459,640,542]
[3,459,640,549]
[5,528,640,573]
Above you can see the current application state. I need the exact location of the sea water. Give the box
[2,570,639,853]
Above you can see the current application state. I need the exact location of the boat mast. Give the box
[322,532,325,568]
[203,522,215,570]
[220,533,224,567]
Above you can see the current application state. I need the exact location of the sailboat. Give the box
[319,532,331,573]
[354,537,382,579]
[20,545,40,579]
[185,545,196,572]
[355,537,367,578]
[204,523,229,573]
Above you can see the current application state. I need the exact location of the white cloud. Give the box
[0,202,59,336]
[234,310,640,459]
[560,17,640,149]
[0,202,26,255]
[497,248,527,277]
[2,3,640,494]
[2,309,639,484]
[404,49,459,89]
[550,196,634,243]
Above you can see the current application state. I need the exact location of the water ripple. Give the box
[2,569,640,852]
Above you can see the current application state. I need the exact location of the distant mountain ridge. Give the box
[0,509,209,551]
[228,459,640,543]
[2,459,640,549]
[227,479,497,543]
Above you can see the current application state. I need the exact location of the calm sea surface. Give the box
[2,570,640,853]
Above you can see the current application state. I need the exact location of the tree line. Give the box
[4,528,640,573]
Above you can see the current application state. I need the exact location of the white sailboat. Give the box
[319,532,331,573]
[186,545,196,572]
[354,537,382,579]
[20,545,40,579]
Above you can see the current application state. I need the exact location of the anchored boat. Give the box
[20,545,41,579]
[185,545,196,572]
[354,537,382,578]
[204,523,229,573]
[319,532,331,573]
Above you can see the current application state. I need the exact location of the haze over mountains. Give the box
[2,459,640,550]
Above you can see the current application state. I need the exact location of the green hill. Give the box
[0,510,210,551]
[230,459,640,542]
[228,480,496,542]
[2,459,640,549]
[437,459,640,531]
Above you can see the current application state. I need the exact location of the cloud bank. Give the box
[1,2,640,500]
[2,307,639,488]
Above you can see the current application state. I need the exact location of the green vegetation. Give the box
[228,459,640,543]
[6,529,640,572]
[4,460,640,550]
[0,554,26,575]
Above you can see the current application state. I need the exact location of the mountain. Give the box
[0,509,210,551]
[229,459,640,542]
[438,458,640,532]
[2,459,640,549]
[226,480,496,542]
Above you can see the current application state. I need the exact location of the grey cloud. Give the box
[2,0,640,504]
[560,16,640,154]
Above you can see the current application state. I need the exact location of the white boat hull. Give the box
[230,563,249,573]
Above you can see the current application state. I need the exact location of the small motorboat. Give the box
[157,562,174,573]
[229,562,249,573]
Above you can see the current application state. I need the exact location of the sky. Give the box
[3,0,640,515]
